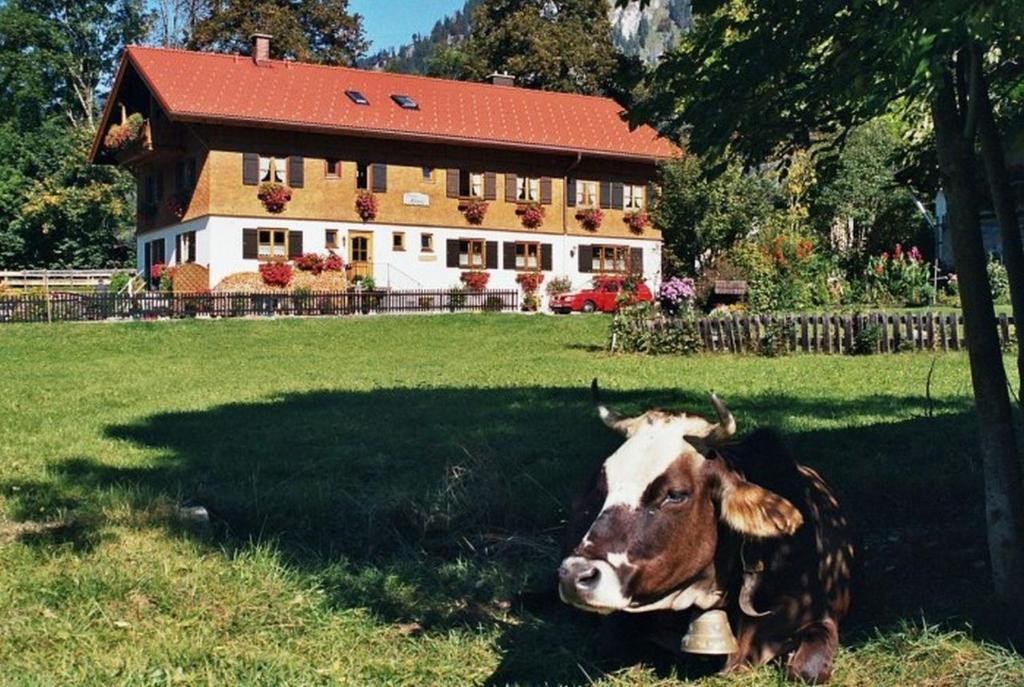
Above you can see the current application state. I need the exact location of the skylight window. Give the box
[346,90,369,105]
[391,94,419,110]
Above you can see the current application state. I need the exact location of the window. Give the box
[356,162,369,190]
[459,170,484,197]
[258,229,288,260]
[592,245,629,273]
[326,159,342,178]
[325,229,338,249]
[422,167,434,182]
[624,184,646,210]
[176,231,196,264]
[393,232,405,251]
[459,239,486,268]
[391,94,418,109]
[576,180,599,208]
[345,90,369,105]
[351,235,369,262]
[259,156,286,184]
[421,233,434,252]
[517,176,540,202]
[515,242,541,270]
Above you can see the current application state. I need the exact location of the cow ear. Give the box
[717,474,803,538]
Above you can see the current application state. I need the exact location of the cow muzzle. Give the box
[557,556,629,613]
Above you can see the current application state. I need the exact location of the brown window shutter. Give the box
[446,239,460,267]
[505,174,517,202]
[288,231,303,258]
[612,182,624,210]
[242,228,258,259]
[485,241,498,269]
[484,172,497,200]
[578,245,593,273]
[503,241,516,269]
[540,177,553,205]
[372,163,387,192]
[541,244,553,271]
[289,156,304,188]
[188,231,196,262]
[566,178,576,207]
[175,233,182,262]
[630,247,644,274]
[243,153,259,185]
[599,181,612,209]
[446,168,460,198]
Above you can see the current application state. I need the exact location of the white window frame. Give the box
[624,184,645,210]
[576,180,599,208]
[517,176,540,202]
[259,156,286,185]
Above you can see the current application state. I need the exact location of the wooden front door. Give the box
[348,230,373,281]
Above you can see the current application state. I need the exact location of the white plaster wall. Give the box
[136,216,211,274]
[144,216,663,296]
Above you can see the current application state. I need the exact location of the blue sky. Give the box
[350,0,467,54]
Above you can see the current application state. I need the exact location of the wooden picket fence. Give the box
[650,311,1014,354]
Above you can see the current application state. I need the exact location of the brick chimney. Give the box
[487,71,515,87]
[251,33,272,63]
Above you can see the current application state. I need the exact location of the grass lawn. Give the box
[1,314,1022,685]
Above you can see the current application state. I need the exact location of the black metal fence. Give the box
[0,289,520,324]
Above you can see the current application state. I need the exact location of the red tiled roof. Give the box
[110,45,677,161]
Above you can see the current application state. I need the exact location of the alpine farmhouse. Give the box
[89,35,677,294]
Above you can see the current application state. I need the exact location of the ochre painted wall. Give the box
[138,123,664,243]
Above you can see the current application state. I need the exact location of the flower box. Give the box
[258,182,292,214]
[355,191,378,222]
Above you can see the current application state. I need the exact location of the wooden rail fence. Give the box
[0,269,123,289]
[0,289,519,323]
[625,311,1015,354]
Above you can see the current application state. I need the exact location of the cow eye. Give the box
[664,490,690,505]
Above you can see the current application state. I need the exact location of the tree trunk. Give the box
[974,49,1024,400]
[932,64,1024,607]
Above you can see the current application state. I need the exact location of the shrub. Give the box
[259,262,293,287]
[515,271,544,294]
[758,319,794,357]
[294,253,325,274]
[257,182,292,213]
[108,271,132,294]
[862,243,932,306]
[418,296,435,310]
[625,211,650,234]
[545,276,573,297]
[460,270,490,291]
[725,231,839,313]
[355,191,378,221]
[448,287,467,311]
[483,295,504,311]
[357,276,376,291]
[609,302,702,355]
[658,276,697,316]
[520,203,544,229]
[149,263,175,292]
[323,252,344,272]
[853,322,882,356]
[462,200,488,225]
[988,257,1010,304]
[578,208,603,231]
[292,286,314,314]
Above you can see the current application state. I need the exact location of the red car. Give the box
[549,277,653,314]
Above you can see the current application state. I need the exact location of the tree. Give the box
[654,154,776,275]
[151,0,207,47]
[0,0,145,268]
[464,0,619,95]
[188,0,367,66]
[622,0,1024,606]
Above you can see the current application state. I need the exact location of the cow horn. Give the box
[705,393,736,445]
[592,378,637,436]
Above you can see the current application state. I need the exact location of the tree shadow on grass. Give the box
[0,385,1010,683]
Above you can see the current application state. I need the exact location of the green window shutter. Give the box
[503,242,516,269]
[599,181,612,209]
[242,228,258,259]
[578,245,593,273]
[372,163,387,192]
[289,156,304,188]
[288,231,303,258]
[505,174,518,202]
[446,239,460,267]
[485,241,498,270]
[541,244,553,271]
[243,153,259,185]
[446,168,460,198]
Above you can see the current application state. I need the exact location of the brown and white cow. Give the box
[559,381,853,684]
